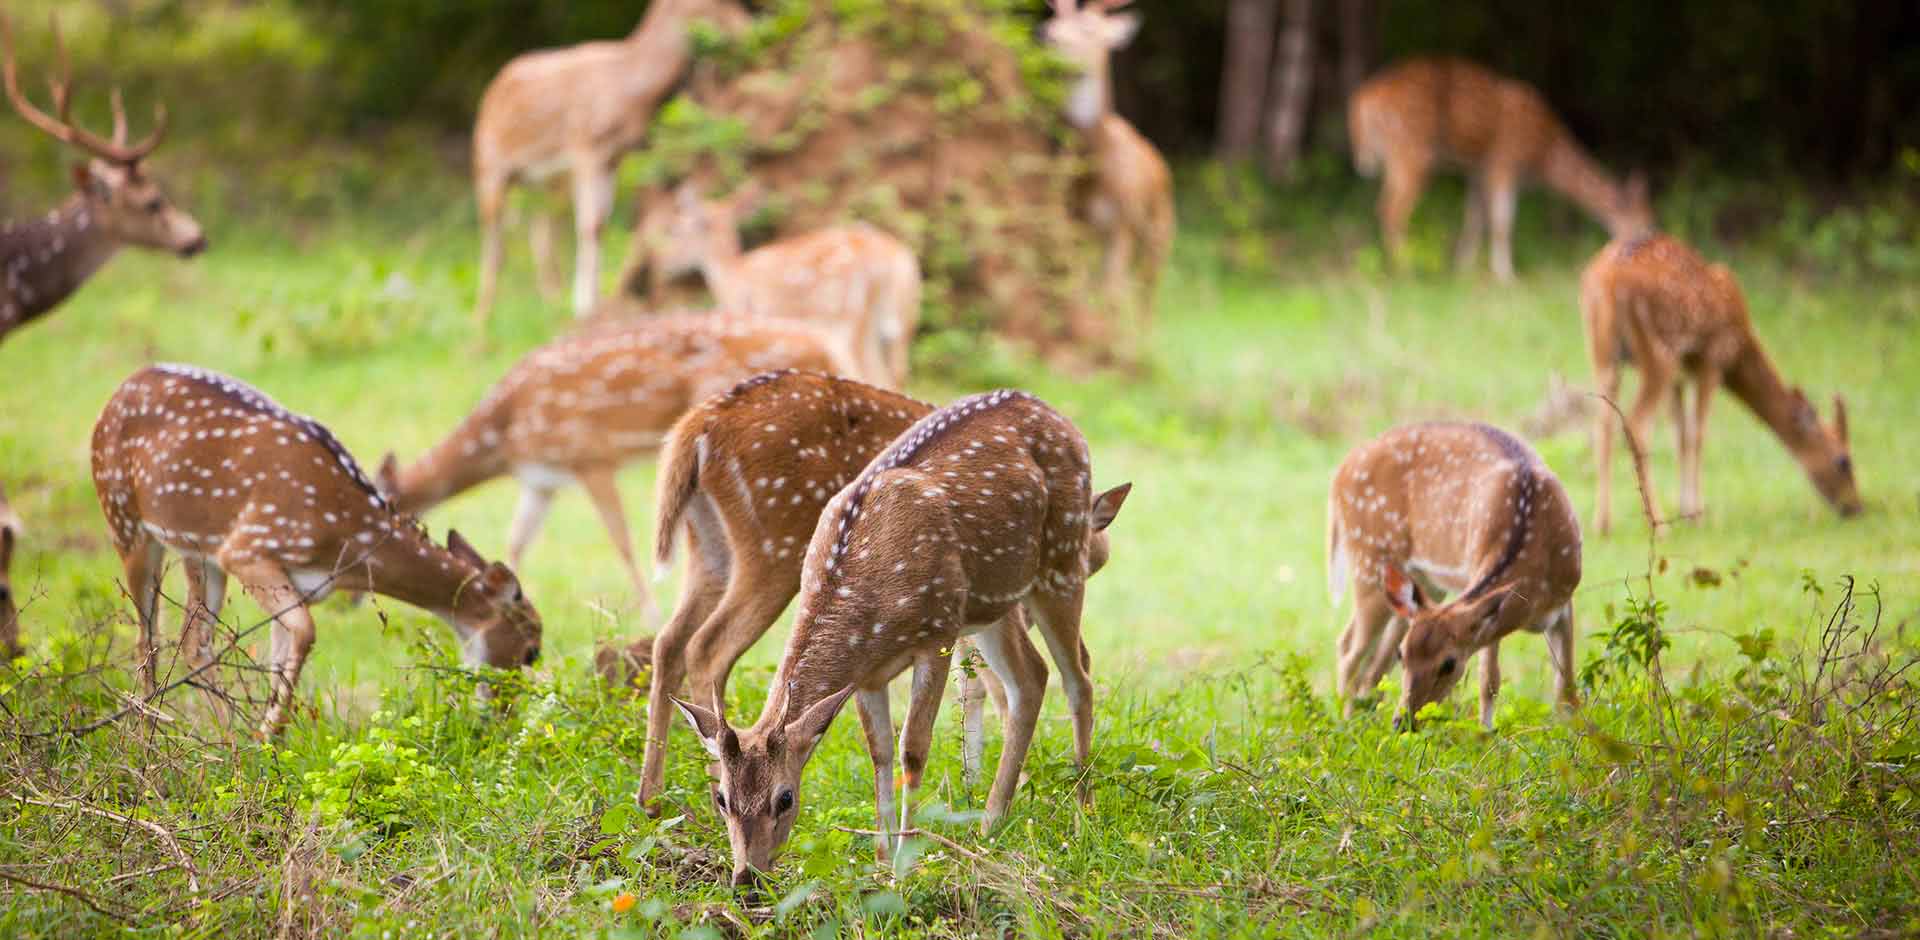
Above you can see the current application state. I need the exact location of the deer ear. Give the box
[1105,12,1142,47]
[1090,482,1130,532]
[479,561,521,603]
[1833,394,1850,448]
[0,525,13,571]
[446,529,487,568]
[671,695,736,759]
[1382,564,1425,620]
[376,453,401,497]
[784,685,856,757]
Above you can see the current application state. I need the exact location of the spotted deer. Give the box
[637,182,923,388]
[0,14,205,344]
[91,365,542,736]
[1348,57,1651,281]
[376,315,866,620]
[672,389,1130,886]
[470,0,750,326]
[1581,234,1860,534]
[632,370,1023,813]
[1,484,19,658]
[1040,0,1175,330]
[1328,422,1582,731]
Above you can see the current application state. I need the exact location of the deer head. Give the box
[1040,0,1141,130]
[1382,565,1516,730]
[445,529,543,670]
[1785,390,1860,517]
[1,13,204,257]
[672,682,856,888]
[650,180,765,284]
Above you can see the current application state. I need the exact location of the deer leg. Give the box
[1026,585,1095,806]
[120,536,165,702]
[967,617,1047,832]
[636,530,728,813]
[569,161,616,317]
[1623,351,1677,528]
[1591,360,1623,535]
[1477,643,1501,731]
[896,651,953,857]
[1690,371,1721,522]
[681,570,796,710]
[1360,613,1410,695]
[1455,173,1487,271]
[227,563,316,738]
[954,641,987,790]
[504,482,558,575]
[529,181,569,303]
[1546,604,1580,712]
[854,688,896,860]
[474,171,508,330]
[1378,154,1430,271]
[1669,383,1695,520]
[181,556,232,727]
[1337,588,1395,713]
[577,466,654,624]
[1102,223,1136,316]
[1487,172,1520,282]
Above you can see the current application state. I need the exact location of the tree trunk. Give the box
[1337,0,1377,98]
[1263,0,1316,177]
[1216,0,1280,160]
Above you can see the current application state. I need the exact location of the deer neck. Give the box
[1724,338,1818,456]
[753,620,864,736]
[1064,66,1113,132]
[346,522,489,620]
[1540,138,1631,235]
[0,195,120,335]
[393,409,514,515]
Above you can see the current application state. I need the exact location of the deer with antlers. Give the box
[1040,0,1174,332]
[672,389,1130,886]
[1581,234,1861,534]
[1348,57,1651,281]
[470,0,750,328]
[626,370,1044,814]
[376,316,866,620]
[633,182,924,388]
[0,14,205,345]
[1,484,19,659]
[1329,422,1583,731]
[91,365,542,736]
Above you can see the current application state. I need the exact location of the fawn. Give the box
[1348,57,1650,280]
[1581,234,1861,534]
[377,314,865,620]
[1040,0,1175,330]
[637,182,923,389]
[1329,422,1582,730]
[91,365,542,735]
[631,370,1024,813]
[672,389,1129,886]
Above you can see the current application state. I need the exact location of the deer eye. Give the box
[145,198,164,214]
[1437,657,1457,677]
[1837,456,1853,476]
[712,788,729,815]
[773,789,794,816]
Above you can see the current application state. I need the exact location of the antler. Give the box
[0,12,166,164]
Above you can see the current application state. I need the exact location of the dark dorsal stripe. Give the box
[149,364,395,513]
[820,389,1032,581]
[1460,422,1538,602]
[723,369,795,400]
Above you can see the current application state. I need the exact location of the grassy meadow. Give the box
[1,168,1918,938]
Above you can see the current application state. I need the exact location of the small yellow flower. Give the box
[611,892,636,914]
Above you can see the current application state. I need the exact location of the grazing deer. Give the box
[1348,57,1651,281]
[0,14,205,345]
[1040,0,1175,330]
[376,315,866,620]
[1580,234,1861,534]
[635,370,1016,813]
[91,365,542,736]
[1328,422,1582,731]
[1,484,19,659]
[470,0,750,327]
[641,182,924,388]
[672,389,1130,886]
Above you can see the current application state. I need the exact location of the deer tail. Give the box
[653,419,705,575]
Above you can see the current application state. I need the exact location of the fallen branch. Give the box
[13,795,201,894]
[0,869,133,921]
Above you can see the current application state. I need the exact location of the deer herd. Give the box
[0,2,1868,890]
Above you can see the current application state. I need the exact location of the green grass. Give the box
[1,174,1917,938]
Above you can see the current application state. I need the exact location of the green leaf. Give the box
[600,804,632,835]
[862,890,908,917]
